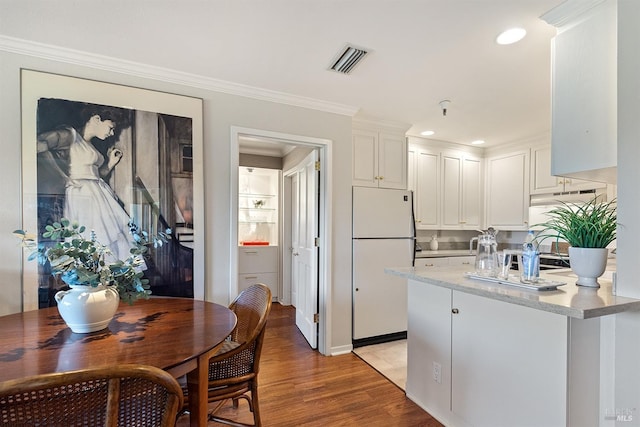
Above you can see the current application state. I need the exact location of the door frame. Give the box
[230,126,332,355]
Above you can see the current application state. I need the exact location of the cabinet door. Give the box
[461,156,482,229]
[550,0,617,179]
[441,154,461,228]
[415,149,440,228]
[532,145,606,194]
[451,291,568,427]
[486,150,529,230]
[441,153,482,230]
[352,130,378,187]
[531,145,563,194]
[377,133,407,189]
[406,280,453,425]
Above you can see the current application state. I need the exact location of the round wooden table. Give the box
[0,297,237,427]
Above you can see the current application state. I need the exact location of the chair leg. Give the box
[232,394,253,412]
[252,381,261,427]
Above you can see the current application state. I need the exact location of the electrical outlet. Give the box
[432,362,442,384]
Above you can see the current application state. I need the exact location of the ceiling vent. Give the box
[329,45,369,74]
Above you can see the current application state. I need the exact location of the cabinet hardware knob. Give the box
[452,308,459,314]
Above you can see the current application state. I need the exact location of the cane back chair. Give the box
[185,283,272,426]
[0,364,183,427]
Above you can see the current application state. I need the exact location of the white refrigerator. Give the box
[352,187,415,341]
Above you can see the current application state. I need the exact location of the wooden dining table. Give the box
[0,297,237,427]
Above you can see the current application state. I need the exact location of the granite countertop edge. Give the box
[385,266,640,319]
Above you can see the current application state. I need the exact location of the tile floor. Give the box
[352,339,407,390]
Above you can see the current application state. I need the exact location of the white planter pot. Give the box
[55,284,120,333]
[568,247,609,288]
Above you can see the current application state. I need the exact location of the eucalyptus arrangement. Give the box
[534,197,617,248]
[14,218,171,304]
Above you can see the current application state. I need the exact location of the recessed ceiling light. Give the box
[496,27,526,45]
[421,130,435,136]
[471,140,485,145]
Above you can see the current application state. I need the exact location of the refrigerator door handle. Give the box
[410,190,416,267]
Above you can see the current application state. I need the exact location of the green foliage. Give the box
[14,218,170,305]
[533,198,617,248]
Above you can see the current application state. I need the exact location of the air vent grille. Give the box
[329,45,368,74]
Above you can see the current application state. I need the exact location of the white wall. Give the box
[0,47,354,354]
[613,0,640,420]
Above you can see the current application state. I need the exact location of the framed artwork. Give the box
[21,69,204,310]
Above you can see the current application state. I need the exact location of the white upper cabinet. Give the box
[542,0,617,183]
[531,145,606,194]
[408,144,440,229]
[441,151,482,230]
[353,125,407,189]
[408,138,482,230]
[485,149,530,230]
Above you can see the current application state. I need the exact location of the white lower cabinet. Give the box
[414,256,474,269]
[407,280,600,427]
[238,246,278,299]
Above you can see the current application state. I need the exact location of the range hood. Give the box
[529,189,606,206]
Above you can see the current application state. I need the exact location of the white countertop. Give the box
[415,249,473,258]
[386,264,640,319]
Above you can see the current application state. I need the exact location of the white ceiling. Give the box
[0,0,564,148]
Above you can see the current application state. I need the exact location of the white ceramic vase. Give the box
[569,247,609,288]
[55,284,120,333]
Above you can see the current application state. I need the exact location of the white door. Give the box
[291,151,319,348]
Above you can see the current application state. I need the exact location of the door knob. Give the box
[293,252,299,256]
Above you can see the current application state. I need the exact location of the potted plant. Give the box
[534,197,616,288]
[14,218,170,333]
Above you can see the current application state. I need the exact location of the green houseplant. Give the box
[535,197,616,287]
[15,218,170,332]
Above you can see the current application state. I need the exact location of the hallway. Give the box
[179,302,442,426]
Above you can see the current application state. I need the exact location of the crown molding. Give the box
[540,0,607,28]
[0,35,360,117]
[352,114,412,133]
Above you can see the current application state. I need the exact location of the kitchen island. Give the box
[386,265,640,427]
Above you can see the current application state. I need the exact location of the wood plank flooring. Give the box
[177,302,443,426]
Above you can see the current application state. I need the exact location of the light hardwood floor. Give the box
[177,303,441,426]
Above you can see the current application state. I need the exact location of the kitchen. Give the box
[2,1,640,425]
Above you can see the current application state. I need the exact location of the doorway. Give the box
[230,127,332,354]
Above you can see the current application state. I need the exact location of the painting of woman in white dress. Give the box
[37,104,135,261]
[36,98,194,306]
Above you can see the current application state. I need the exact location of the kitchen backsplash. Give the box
[416,229,531,251]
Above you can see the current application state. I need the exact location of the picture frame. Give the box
[20,69,204,310]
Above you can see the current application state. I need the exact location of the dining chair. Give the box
[0,364,183,427]
[184,283,272,426]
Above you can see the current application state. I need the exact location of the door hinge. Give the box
[314,237,320,247]
[313,313,320,323]
[315,160,321,171]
